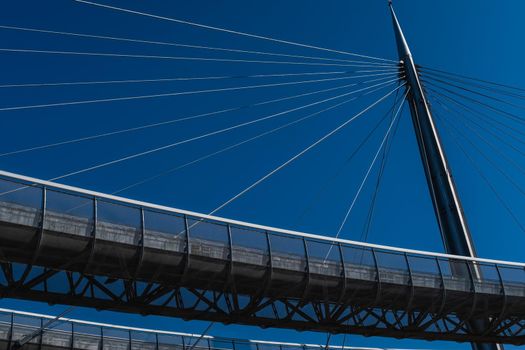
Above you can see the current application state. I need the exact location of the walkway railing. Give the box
[0,170,525,344]
[0,169,524,286]
[0,308,408,350]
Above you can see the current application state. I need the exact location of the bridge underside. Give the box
[0,177,524,345]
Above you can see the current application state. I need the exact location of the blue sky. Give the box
[1,1,525,349]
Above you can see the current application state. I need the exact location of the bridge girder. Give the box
[0,257,523,344]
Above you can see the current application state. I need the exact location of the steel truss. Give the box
[0,257,524,345]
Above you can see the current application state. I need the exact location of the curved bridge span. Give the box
[0,308,411,350]
[0,170,524,345]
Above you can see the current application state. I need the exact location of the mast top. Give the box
[388,2,412,61]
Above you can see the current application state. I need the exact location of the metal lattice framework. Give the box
[0,171,524,345]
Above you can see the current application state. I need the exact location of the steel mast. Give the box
[388,2,501,350]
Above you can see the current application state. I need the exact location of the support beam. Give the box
[388,3,502,350]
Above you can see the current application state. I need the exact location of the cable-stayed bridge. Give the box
[0,1,525,350]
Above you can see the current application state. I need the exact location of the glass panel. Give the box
[232,340,258,350]
[499,265,525,296]
[0,179,42,227]
[306,240,342,277]
[42,320,72,349]
[187,337,209,350]
[407,255,440,275]
[74,323,102,350]
[144,210,185,251]
[158,333,184,350]
[45,189,94,236]
[98,201,141,226]
[499,265,525,284]
[46,190,93,218]
[210,339,234,350]
[375,251,409,285]
[258,344,283,350]
[407,255,441,289]
[0,313,11,342]
[12,315,41,344]
[473,262,501,295]
[102,327,129,350]
[438,258,472,292]
[131,330,157,350]
[437,257,452,276]
[97,201,141,245]
[0,178,42,208]
[144,210,185,237]
[231,226,268,266]
[269,233,306,272]
[474,262,499,281]
[188,218,229,259]
[341,245,376,282]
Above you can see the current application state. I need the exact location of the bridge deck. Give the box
[0,308,401,350]
[0,171,524,344]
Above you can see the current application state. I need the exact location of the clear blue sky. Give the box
[1,1,524,349]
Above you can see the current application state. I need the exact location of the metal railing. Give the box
[1,170,525,343]
[0,308,410,350]
[0,169,524,294]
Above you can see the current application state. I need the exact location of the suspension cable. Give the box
[0,74,401,157]
[293,87,405,226]
[12,307,76,349]
[360,89,404,242]
[73,0,398,63]
[429,92,525,158]
[205,84,405,217]
[435,110,525,234]
[334,88,408,239]
[420,69,525,100]
[39,77,403,183]
[355,67,403,74]
[0,48,397,69]
[0,25,396,67]
[422,82,525,126]
[425,85,525,138]
[422,75,525,112]
[324,334,332,350]
[0,72,402,112]
[60,94,370,221]
[439,101,525,177]
[418,65,525,94]
[111,95,361,195]
[435,102,525,199]
[0,70,368,89]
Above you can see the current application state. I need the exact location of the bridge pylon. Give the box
[388,3,503,350]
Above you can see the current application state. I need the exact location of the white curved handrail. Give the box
[1,169,524,268]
